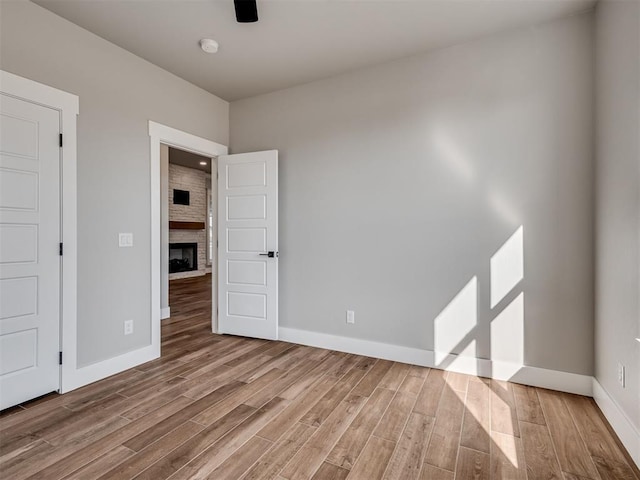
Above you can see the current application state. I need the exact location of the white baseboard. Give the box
[161,307,171,320]
[278,327,592,396]
[507,365,593,396]
[60,344,159,393]
[280,327,433,367]
[592,379,640,467]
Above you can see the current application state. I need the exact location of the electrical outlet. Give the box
[617,362,625,387]
[124,319,134,336]
[346,310,355,324]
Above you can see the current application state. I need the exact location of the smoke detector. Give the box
[199,39,219,54]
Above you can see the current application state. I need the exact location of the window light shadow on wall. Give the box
[489,225,525,377]
[427,127,525,469]
[490,292,524,378]
[434,276,477,367]
[432,129,475,184]
[490,226,523,308]
[488,190,519,226]
[431,225,525,388]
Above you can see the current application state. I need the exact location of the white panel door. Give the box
[218,151,278,340]
[0,94,60,409]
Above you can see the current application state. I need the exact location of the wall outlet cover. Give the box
[124,319,134,335]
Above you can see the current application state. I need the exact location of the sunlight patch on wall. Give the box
[434,276,477,365]
[491,292,524,372]
[488,191,519,226]
[490,226,524,308]
[432,129,475,184]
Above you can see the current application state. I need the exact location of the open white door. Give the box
[217,150,278,340]
[0,94,61,408]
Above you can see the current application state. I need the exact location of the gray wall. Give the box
[0,0,229,366]
[231,13,595,375]
[595,0,640,432]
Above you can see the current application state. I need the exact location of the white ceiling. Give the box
[169,147,211,174]
[34,0,595,101]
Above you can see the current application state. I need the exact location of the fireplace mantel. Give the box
[169,221,205,230]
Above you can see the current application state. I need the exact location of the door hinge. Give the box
[59,133,63,148]
[59,352,63,365]
[59,243,63,256]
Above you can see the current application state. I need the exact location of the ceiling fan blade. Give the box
[234,0,258,23]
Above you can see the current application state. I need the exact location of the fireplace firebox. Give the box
[169,243,198,273]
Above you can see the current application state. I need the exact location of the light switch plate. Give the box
[346,310,355,324]
[617,362,625,387]
[119,233,133,247]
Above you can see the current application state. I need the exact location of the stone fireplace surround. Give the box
[168,163,211,280]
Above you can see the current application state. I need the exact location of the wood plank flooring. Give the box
[1,274,638,479]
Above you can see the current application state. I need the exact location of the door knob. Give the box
[259,251,275,258]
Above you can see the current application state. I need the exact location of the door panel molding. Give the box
[218,150,278,340]
[0,70,78,398]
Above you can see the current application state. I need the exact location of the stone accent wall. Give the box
[168,163,211,280]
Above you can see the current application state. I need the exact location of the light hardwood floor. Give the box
[1,274,638,479]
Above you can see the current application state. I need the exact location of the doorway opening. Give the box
[149,122,278,363]
[161,144,217,356]
[149,120,228,362]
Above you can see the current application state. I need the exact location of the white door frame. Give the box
[149,121,228,349]
[0,70,79,394]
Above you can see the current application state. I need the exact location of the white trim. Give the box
[0,71,79,116]
[0,71,80,395]
[593,378,640,467]
[280,327,432,367]
[148,122,227,160]
[61,346,157,392]
[149,121,227,347]
[161,307,171,320]
[506,365,592,396]
[278,327,593,396]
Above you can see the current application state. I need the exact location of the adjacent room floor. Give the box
[0,275,637,480]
